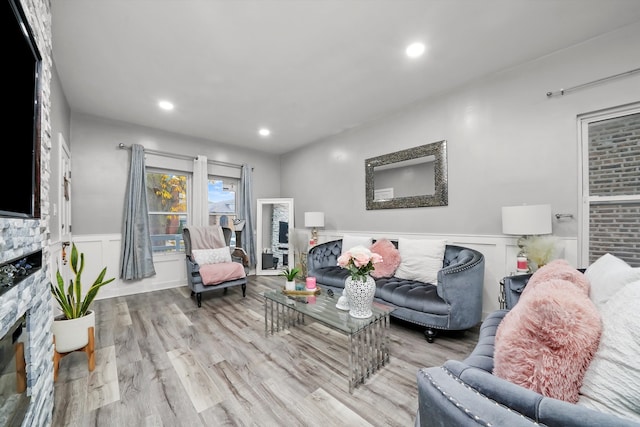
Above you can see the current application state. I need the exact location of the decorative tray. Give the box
[281,286,321,296]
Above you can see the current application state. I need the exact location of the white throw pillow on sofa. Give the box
[585,253,640,308]
[192,247,232,265]
[394,238,446,284]
[341,235,373,253]
[577,280,640,422]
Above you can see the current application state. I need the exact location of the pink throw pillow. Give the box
[494,276,602,403]
[369,239,401,279]
[522,259,590,300]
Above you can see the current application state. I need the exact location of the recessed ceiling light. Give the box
[405,42,426,58]
[258,128,271,137]
[158,100,174,111]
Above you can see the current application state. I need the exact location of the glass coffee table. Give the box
[263,289,392,393]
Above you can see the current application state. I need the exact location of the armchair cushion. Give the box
[199,262,246,285]
[192,247,232,265]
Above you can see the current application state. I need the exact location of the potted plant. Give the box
[280,266,301,291]
[50,243,115,353]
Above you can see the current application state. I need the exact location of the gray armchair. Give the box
[183,225,247,307]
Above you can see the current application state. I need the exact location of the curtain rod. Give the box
[117,143,243,169]
[546,67,640,98]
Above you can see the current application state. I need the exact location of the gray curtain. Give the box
[239,164,256,267]
[120,144,156,280]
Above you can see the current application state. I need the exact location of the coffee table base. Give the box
[264,297,390,393]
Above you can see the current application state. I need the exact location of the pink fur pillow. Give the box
[369,239,401,279]
[494,273,602,403]
[522,259,590,299]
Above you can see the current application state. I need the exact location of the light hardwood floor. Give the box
[52,275,480,427]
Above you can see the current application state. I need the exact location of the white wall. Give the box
[69,113,283,235]
[282,22,640,240]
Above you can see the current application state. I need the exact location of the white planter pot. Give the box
[52,310,95,353]
[285,280,296,291]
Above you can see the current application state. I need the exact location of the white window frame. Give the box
[577,102,640,266]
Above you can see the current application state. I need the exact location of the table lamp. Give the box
[502,204,552,273]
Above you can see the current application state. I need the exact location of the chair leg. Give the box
[241,283,247,297]
[196,292,202,307]
[424,328,438,343]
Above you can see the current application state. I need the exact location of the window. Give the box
[579,106,640,267]
[208,176,239,245]
[146,169,188,253]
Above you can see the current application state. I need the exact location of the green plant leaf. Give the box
[52,243,115,319]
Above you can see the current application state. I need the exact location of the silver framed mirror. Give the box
[365,140,448,210]
[256,198,295,275]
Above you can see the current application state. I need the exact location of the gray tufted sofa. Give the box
[415,273,639,427]
[307,239,485,342]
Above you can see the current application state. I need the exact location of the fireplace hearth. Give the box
[0,314,29,426]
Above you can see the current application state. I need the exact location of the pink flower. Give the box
[337,244,383,279]
[337,252,351,268]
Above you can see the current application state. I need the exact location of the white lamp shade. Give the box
[502,204,552,235]
[304,212,325,228]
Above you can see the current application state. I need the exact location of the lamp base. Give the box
[516,254,529,273]
[516,236,530,273]
[310,228,319,246]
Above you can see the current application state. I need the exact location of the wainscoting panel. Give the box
[73,232,577,318]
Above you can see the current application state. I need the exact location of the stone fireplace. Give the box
[0,0,54,425]
[0,221,52,426]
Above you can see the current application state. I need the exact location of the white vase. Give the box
[52,310,95,353]
[346,275,376,318]
[285,280,296,291]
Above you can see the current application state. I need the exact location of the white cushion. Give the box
[585,253,640,308]
[341,235,373,254]
[192,247,232,265]
[394,238,446,284]
[577,280,640,422]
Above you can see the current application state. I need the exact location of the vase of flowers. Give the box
[337,245,383,318]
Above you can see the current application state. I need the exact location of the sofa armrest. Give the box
[307,239,342,274]
[416,366,539,427]
[436,247,485,329]
[443,360,638,427]
[186,254,200,275]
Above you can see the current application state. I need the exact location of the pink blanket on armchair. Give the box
[199,262,246,285]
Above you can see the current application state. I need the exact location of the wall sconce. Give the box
[502,204,552,273]
[304,212,325,246]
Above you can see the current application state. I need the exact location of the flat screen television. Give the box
[2,0,42,219]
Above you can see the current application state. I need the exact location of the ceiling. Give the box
[51,0,640,155]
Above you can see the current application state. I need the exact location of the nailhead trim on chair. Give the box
[420,367,541,427]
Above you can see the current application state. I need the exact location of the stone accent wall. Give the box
[0,0,53,425]
[588,112,640,267]
[271,204,290,268]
